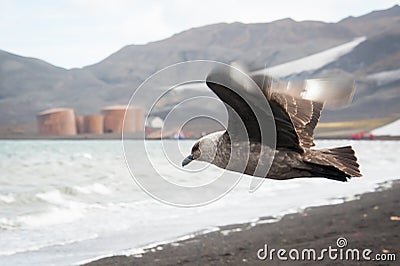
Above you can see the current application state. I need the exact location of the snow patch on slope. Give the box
[371,119,400,136]
[253,37,366,77]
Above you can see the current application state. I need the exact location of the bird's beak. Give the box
[182,154,194,167]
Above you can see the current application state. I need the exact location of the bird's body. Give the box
[182,68,362,182]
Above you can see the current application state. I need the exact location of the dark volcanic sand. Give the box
[86,182,400,266]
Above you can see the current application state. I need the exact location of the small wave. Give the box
[0,192,49,207]
[12,190,89,227]
[71,152,93,160]
[0,217,20,230]
[1,189,74,207]
[73,183,112,195]
[59,186,79,196]
[0,193,15,204]
[17,206,84,227]
[0,207,84,230]
[36,190,69,206]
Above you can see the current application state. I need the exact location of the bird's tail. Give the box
[304,146,362,182]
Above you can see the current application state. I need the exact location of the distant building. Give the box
[37,108,77,135]
[83,115,104,134]
[37,106,144,136]
[101,106,144,133]
[76,115,84,134]
[146,116,164,128]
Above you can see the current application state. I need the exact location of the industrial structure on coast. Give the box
[36,106,144,136]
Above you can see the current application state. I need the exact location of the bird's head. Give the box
[182,131,223,167]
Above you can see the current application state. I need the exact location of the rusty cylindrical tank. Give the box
[83,115,104,134]
[102,106,144,133]
[130,107,145,133]
[37,108,77,136]
[76,115,84,134]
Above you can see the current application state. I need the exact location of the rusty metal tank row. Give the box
[37,106,144,135]
[75,115,104,134]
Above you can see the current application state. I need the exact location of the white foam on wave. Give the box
[71,152,93,160]
[17,206,84,227]
[0,190,88,229]
[73,183,112,195]
[8,190,90,227]
[0,217,19,230]
[0,193,15,203]
[36,190,67,205]
[220,227,242,236]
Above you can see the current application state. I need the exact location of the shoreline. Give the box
[1,136,400,141]
[85,180,400,265]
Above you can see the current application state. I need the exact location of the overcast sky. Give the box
[0,0,398,68]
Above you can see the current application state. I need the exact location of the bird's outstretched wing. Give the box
[251,74,323,149]
[268,92,323,148]
[205,68,302,152]
[206,68,276,146]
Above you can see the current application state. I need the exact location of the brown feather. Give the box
[268,92,322,149]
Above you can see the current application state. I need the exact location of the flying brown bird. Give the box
[182,68,362,182]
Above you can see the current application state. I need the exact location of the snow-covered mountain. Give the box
[0,5,399,130]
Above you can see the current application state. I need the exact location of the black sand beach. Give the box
[86,182,400,265]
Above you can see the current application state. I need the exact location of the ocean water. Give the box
[0,140,399,265]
